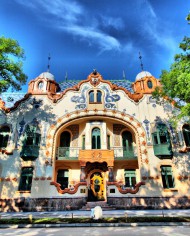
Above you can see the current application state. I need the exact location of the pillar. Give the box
[80,166,86,182]
[108,166,114,182]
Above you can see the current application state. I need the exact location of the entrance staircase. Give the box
[80,201,115,211]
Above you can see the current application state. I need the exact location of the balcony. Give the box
[20,145,40,161]
[112,147,137,160]
[79,149,114,166]
[56,147,80,160]
[153,144,173,158]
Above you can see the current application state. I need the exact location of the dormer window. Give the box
[38,81,44,90]
[147,80,153,89]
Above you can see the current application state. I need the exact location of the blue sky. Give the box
[0,0,190,92]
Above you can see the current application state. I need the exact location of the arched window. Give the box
[92,127,101,149]
[59,131,71,158]
[182,124,190,147]
[97,90,102,103]
[147,80,153,89]
[122,131,133,150]
[0,126,10,148]
[89,91,95,103]
[38,81,44,90]
[89,90,102,104]
[60,131,71,147]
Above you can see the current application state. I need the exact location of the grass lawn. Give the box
[0,216,190,224]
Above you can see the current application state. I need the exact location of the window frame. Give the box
[89,90,102,104]
[161,165,175,189]
[124,169,137,188]
[92,127,101,149]
[57,169,69,190]
[24,124,41,147]
[18,167,33,192]
[182,124,190,147]
[0,126,10,149]
[152,124,171,145]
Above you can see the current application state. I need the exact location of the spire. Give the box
[123,70,126,80]
[65,71,68,82]
[47,53,51,72]
[138,52,144,71]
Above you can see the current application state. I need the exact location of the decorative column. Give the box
[108,166,114,182]
[80,166,86,182]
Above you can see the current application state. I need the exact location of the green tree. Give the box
[0,36,27,93]
[153,13,190,118]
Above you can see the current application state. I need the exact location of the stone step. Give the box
[80,201,116,211]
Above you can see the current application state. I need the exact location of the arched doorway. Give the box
[85,162,108,202]
[88,172,104,201]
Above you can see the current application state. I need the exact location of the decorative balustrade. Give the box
[56,146,137,161]
[56,147,80,160]
[111,147,137,160]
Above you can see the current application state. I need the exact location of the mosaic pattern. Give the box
[30,98,43,109]
[71,86,89,110]
[113,124,125,146]
[100,85,121,109]
[67,124,79,147]
[0,93,26,108]
[168,123,177,144]
[60,79,133,93]
[143,119,151,144]
[18,117,26,137]
[0,80,133,109]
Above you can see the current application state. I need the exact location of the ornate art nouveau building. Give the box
[0,70,190,212]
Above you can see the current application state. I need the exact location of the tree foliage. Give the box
[153,13,190,118]
[0,36,27,93]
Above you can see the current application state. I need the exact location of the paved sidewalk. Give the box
[0,209,190,228]
[1,209,190,219]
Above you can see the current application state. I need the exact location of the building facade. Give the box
[0,70,190,212]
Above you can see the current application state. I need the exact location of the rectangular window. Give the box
[153,134,159,144]
[110,189,115,193]
[82,135,85,150]
[57,170,69,190]
[25,137,33,145]
[107,135,110,150]
[124,169,136,188]
[18,167,33,191]
[160,133,167,144]
[161,166,175,189]
[0,134,9,148]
